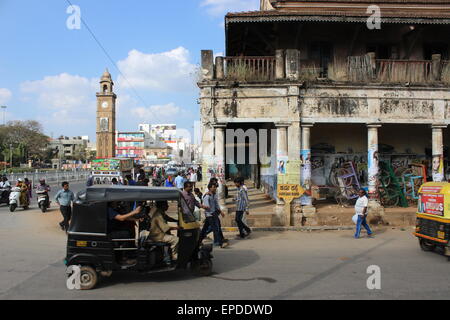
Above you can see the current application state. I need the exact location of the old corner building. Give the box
[198,0,450,225]
[96,69,117,159]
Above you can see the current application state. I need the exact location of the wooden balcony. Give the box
[201,50,450,85]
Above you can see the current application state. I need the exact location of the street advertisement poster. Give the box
[277,156,288,175]
[418,194,444,216]
[92,158,133,171]
[300,149,312,206]
[432,155,445,182]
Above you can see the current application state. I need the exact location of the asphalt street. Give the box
[0,181,449,300]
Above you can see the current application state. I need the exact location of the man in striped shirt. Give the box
[234,177,251,239]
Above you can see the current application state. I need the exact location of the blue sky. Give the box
[0,0,259,141]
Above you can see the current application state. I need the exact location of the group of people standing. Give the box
[180,176,252,249]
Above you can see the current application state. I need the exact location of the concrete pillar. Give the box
[301,124,313,207]
[286,49,300,80]
[215,56,225,80]
[201,123,215,190]
[367,124,381,198]
[432,124,446,182]
[214,124,227,208]
[273,123,289,226]
[201,50,214,81]
[432,54,442,82]
[275,50,285,80]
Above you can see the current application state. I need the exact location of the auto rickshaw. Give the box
[414,182,450,260]
[64,185,213,290]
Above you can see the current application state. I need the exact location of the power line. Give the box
[64,0,166,125]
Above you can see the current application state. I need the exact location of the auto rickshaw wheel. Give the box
[79,266,98,290]
[419,239,436,252]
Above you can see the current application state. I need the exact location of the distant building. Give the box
[48,136,89,159]
[116,132,145,159]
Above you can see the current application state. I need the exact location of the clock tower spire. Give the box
[96,69,116,159]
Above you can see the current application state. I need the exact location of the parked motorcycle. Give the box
[0,187,11,206]
[9,187,29,212]
[36,190,50,213]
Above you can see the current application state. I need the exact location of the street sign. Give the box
[277,184,305,203]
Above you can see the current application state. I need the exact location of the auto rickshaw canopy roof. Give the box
[82,185,182,202]
[419,182,450,195]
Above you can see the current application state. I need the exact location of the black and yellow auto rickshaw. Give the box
[414,182,450,260]
[64,185,213,290]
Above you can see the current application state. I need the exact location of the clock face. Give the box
[101,101,109,109]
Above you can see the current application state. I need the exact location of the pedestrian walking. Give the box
[181,182,208,222]
[174,173,186,190]
[189,169,198,189]
[55,181,75,232]
[234,177,252,239]
[354,189,374,239]
[199,183,228,248]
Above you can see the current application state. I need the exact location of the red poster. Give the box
[419,194,444,216]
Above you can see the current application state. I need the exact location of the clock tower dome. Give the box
[96,69,116,159]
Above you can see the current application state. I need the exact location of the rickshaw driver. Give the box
[146,201,179,265]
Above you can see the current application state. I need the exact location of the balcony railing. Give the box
[442,60,450,84]
[224,56,276,81]
[347,55,447,84]
[201,50,450,85]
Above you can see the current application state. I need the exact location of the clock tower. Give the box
[96,69,116,159]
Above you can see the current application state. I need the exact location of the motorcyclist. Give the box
[0,176,11,203]
[16,178,29,207]
[36,179,51,207]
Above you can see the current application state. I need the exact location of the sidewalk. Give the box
[222,181,417,228]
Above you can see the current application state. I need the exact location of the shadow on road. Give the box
[96,249,261,289]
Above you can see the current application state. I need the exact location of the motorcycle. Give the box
[0,187,11,206]
[9,187,29,212]
[36,190,50,213]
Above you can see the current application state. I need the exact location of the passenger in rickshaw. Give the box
[147,201,179,265]
[108,201,143,265]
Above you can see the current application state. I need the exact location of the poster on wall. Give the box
[277,156,288,175]
[432,155,444,182]
[300,149,312,206]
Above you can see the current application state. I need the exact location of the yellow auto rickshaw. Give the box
[414,182,450,260]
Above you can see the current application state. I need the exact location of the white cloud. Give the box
[130,103,184,123]
[117,47,197,92]
[0,88,12,105]
[21,73,97,111]
[200,0,259,16]
[20,73,98,135]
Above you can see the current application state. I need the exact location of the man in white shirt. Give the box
[354,189,374,239]
[0,176,11,189]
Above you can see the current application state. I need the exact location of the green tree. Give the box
[0,120,50,166]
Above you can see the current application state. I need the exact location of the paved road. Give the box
[0,183,449,300]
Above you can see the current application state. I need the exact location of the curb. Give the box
[221,226,356,232]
